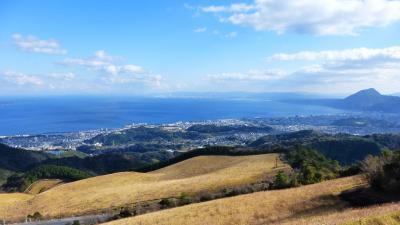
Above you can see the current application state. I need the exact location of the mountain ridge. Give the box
[286,88,400,113]
[339,88,400,112]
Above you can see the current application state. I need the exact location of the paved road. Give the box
[10,214,111,225]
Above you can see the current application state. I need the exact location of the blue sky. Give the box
[1,0,400,95]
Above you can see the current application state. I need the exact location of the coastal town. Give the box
[2,113,400,153]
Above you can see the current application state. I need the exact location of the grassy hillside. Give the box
[341,209,400,225]
[0,192,33,205]
[102,176,366,225]
[102,174,400,225]
[25,179,64,194]
[0,154,286,222]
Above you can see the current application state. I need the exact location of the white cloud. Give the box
[121,65,144,74]
[47,72,75,81]
[269,46,400,61]
[60,51,164,89]
[201,3,255,13]
[206,69,287,81]
[1,71,44,86]
[194,27,207,33]
[93,50,122,62]
[283,62,400,93]
[61,51,145,75]
[205,45,400,93]
[202,0,400,35]
[291,48,400,92]
[285,47,400,92]
[12,34,67,55]
[0,71,78,89]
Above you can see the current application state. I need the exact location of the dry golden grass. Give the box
[0,154,285,221]
[337,205,400,225]
[103,176,366,225]
[280,201,400,225]
[0,193,33,206]
[102,174,400,225]
[0,193,33,220]
[25,179,64,194]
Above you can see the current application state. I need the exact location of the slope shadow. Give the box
[340,187,400,207]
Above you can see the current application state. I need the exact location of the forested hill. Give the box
[0,143,50,172]
[249,130,400,164]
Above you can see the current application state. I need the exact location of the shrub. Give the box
[361,150,400,194]
[340,164,361,177]
[199,192,214,202]
[273,171,291,189]
[27,212,43,221]
[118,208,134,217]
[179,192,193,205]
[159,198,175,208]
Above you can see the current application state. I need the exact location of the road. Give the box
[10,214,111,225]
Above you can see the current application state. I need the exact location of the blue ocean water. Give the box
[0,96,345,135]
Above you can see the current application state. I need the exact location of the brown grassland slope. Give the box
[25,179,64,194]
[102,176,391,225]
[339,206,400,225]
[0,154,286,221]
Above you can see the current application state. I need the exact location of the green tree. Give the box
[273,171,291,189]
[286,145,340,185]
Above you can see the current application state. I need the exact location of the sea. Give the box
[0,96,345,136]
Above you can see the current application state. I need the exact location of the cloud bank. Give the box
[206,46,400,93]
[201,0,400,35]
[269,46,400,61]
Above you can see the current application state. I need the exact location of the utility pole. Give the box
[275,156,278,168]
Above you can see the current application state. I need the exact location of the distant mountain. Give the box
[336,88,400,112]
[286,88,400,113]
[337,88,400,112]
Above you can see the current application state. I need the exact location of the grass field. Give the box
[343,211,400,225]
[0,193,33,221]
[337,204,400,225]
[0,153,286,222]
[102,176,370,225]
[25,179,64,194]
[102,175,400,225]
